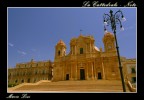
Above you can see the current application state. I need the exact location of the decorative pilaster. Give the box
[62,66,64,80]
[75,63,77,80]
[90,43,91,52]
[94,61,97,80]
[86,44,87,53]
[91,62,94,80]
[102,61,105,80]
[86,63,89,80]
[73,46,75,55]
[70,64,73,80]
[75,46,77,55]
[72,46,73,55]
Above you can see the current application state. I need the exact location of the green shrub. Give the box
[8,83,18,87]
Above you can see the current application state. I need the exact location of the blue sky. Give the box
[8,7,136,67]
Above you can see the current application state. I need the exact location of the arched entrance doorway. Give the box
[98,72,102,79]
[80,69,85,80]
[66,74,69,80]
[21,79,24,83]
[27,78,30,83]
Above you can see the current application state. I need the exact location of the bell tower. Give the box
[103,32,116,52]
[55,40,66,59]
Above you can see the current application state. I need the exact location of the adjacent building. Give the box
[8,59,53,85]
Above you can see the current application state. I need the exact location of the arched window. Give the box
[58,50,60,56]
[34,78,36,83]
[15,80,18,83]
[23,72,25,76]
[21,79,24,83]
[131,68,136,73]
[17,72,19,76]
[131,77,136,83]
[42,70,45,74]
[80,48,83,54]
[27,78,30,83]
[9,73,11,77]
[35,70,37,75]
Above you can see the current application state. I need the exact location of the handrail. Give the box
[126,81,136,92]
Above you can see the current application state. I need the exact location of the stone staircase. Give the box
[8,80,131,93]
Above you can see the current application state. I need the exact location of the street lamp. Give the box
[103,10,126,92]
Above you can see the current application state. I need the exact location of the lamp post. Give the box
[103,10,126,92]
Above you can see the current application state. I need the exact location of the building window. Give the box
[58,50,60,56]
[15,80,18,83]
[23,72,25,76]
[27,78,30,83]
[9,73,11,77]
[131,68,136,73]
[27,71,31,75]
[131,77,136,83]
[35,70,37,75]
[21,80,24,83]
[17,72,19,76]
[34,78,36,83]
[80,48,83,54]
[42,70,45,74]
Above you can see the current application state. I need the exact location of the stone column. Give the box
[71,46,73,55]
[90,43,91,52]
[91,43,93,52]
[86,44,87,53]
[91,62,94,80]
[75,46,76,55]
[62,66,64,80]
[94,60,97,80]
[93,61,96,80]
[86,63,89,80]
[73,46,74,55]
[102,62,105,80]
[75,63,77,80]
[70,64,73,80]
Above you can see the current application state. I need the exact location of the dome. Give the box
[94,46,100,51]
[104,32,114,37]
[57,40,66,46]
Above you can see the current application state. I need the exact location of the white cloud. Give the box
[8,43,14,47]
[18,50,27,55]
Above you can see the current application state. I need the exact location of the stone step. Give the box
[8,80,130,92]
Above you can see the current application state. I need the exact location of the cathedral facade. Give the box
[53,32,136,81]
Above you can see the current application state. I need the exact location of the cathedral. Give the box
[8,32,136,85]
[53,32,136,82]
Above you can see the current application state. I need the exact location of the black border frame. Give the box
[1,0,143,99]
